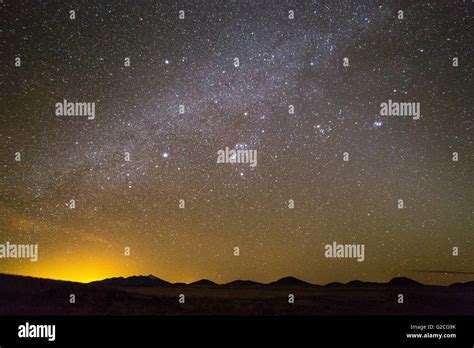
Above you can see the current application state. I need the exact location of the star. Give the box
[373,120,383,128]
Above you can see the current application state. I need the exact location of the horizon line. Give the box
[1,272,473,287]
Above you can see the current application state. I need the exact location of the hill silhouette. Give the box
[86,274,470,289]
[0,273,473,315]
[449,280,474,288]
[269,276,316,287]
[188,279,218,287]
[345,280,384,287]
[90,275,172,287]
[388,277,423,287]
[224,280,263,287]
[324,281,345,287]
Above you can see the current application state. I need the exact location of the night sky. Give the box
[1,0,472,284]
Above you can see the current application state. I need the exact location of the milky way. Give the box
[0,0,472,284]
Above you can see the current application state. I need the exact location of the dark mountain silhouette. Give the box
[346,280,364,286]
[449,280,474,288]
[269,276,315,287]
[90,275,172,287]
[324,281,345,287]
[1,273,473,315]
[388,277,422,287]
[86,274,466,289]
[345,280,383,287]
[189,279,218,287]
[224,280,263,287]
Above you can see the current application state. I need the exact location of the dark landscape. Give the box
[0,273,472,316]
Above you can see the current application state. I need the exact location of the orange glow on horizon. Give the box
[11,263,129,283]
[2,253,140,283]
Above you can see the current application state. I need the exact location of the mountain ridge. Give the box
[86,274,471,288]
[1,273,472,288]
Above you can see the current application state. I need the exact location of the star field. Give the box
[0,0,472,284]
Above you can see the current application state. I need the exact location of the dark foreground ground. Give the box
[0,274,472,315]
